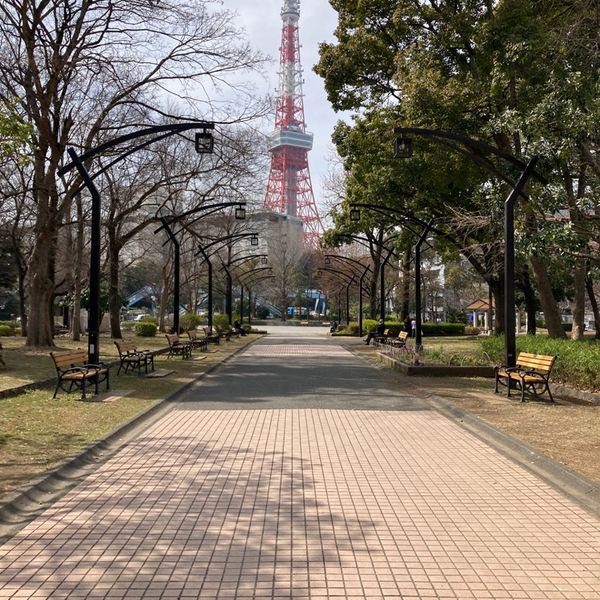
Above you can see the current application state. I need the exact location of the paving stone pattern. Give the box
[0,340,599,599]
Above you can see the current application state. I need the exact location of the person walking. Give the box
[410,318,417,338]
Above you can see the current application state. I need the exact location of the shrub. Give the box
[422,322,465,336]
[139,315,157,325]
[135,321,157,337]
[180,312,204,331]
[0,325,11,336]
[120,321,135,332]
[464,326,481,336]
[212,314,229,331]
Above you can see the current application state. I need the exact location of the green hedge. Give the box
[480,335,600,391]
[422,322,465,336]
[0,321,16,335]
[135,321,157,337]
[0,325,11,336]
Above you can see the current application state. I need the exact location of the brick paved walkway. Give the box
[0,340,599,599]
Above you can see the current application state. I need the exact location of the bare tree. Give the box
[0,0,267,347]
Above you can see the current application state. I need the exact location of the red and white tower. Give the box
[264,0,323,249]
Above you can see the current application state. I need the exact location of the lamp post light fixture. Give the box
[250,234,259,246]
[393,135,413,159]
[234,206,246,220]
[349,207,361,223]
[195,130,214,154]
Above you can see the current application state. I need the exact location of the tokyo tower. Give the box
[263,0,324,249]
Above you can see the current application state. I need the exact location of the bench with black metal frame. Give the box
[114,340,155,376]
[165,334,193,359]
[50,350,110,400]
[203,327,221,345]
[494,352,556,402]
[187,329,208,351]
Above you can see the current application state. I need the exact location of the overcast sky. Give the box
[222,0,346,213]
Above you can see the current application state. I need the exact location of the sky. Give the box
[222,0,347,213]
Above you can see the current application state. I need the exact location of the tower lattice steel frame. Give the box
[263,0,324,249]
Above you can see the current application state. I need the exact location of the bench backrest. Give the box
[50,350,88,370]
[188,330,199,340]
[516,352,556,374]
[398,331,409,341]
[165,334,180,346]
[115,340,137,355]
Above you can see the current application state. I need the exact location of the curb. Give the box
[0,336,261,544]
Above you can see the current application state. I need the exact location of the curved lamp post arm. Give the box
[196,232,259,257]
[58,121,215,176]
[154,201,246,236]
[394,127,547,186]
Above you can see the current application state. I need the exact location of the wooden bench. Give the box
[386,330,409,349]
[373,328,390,346]
[165,334,193,359]
[203,327,221,345]
[187,329,208,351]
[494,352,557,402]
[50,350,110,400]
[114,340,154,376]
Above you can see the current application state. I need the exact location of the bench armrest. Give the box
[60,366,90,376]
[85,362,110,369]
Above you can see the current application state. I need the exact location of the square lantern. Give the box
[195,130,214,154]
[393,136,413,158]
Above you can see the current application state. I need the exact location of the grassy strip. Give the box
[0,333,173,391]
[0,335,257,500]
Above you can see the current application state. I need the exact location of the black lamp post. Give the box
[154,201,247,334]
[325,254,372,336]
[349,203,440,348]
[318,266,356,325]
[58,121,215,364]
[238,271,274,325]
[224,253,268,324]
[334,231,400,327]
[195,231,259,332]
[393,127,546,367]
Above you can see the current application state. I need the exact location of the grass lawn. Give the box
[0,333,258,500]
[0,332,172,391]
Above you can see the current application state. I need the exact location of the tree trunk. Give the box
[489,276,504,335]
[108,232,123,339]
[585,271,600,340]
[158,254,172,333]
[400,247,411,321]
[17,265,28,337]
[71,197,84,342]
[529,255,566,338]
[26,230,56,347]
[571,257,586,340]
[520,267,537,335]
